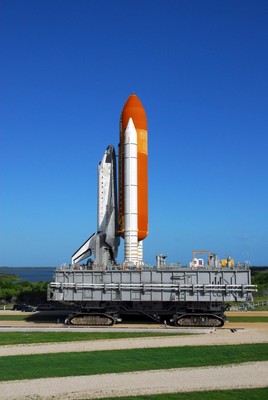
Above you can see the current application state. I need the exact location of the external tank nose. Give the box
[121,93,147,131]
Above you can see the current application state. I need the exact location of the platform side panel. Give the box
[49,269,253,303]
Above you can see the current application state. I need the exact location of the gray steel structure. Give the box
[48,266,256,325]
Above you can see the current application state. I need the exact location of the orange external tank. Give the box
[118,93,148,241]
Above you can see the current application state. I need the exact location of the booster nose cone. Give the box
[121,93,147,131]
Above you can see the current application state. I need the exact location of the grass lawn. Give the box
[0,314,66,322]
[226,316,268,323]
[0,315,31,321]
[91,387,268,400]
[0,331,186,345]
[254,306,268,311]
[0,343,267,381]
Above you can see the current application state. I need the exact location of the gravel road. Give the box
[1,362,268,400]
[0,327,267,399]
[0,328,268,356]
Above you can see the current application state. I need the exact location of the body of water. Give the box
[0,267,56,282]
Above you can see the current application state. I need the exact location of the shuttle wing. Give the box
[71,233,96,264]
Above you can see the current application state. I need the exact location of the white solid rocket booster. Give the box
[124,118,138,265]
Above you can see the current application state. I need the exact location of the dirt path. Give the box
[0,362,268,400]
[0,327,268,356]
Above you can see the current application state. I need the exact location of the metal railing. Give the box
[56,262,250,272]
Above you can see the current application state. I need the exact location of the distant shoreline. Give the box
[1,266,267,269]
[0,267,56,282]
[0,266,56,269]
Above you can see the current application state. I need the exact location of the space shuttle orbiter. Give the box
[71,145,119,267]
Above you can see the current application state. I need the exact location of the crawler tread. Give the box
[68,313,115,326]
[175,313,224,327]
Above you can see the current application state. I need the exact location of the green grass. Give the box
[256,306,268,311]
[0,331,186,346]
[89,387,268,400]
[0,343,267,381]
[0,313,65,321]
[227,316,268,323]
[252,305,268,311]
[0,314,31,321]
[0,314,52,321]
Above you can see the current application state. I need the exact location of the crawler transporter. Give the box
[48,252,256,327]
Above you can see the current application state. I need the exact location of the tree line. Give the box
[0,274,48,305]
[251,270,268,298]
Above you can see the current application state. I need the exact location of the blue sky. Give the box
[1,0,267,267]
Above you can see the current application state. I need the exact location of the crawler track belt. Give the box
[175,313,224,327]
[68,313,115,326]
